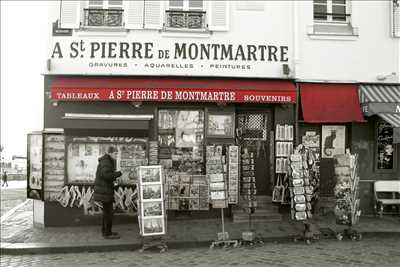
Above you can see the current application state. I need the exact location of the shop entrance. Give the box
[237,112,271,195]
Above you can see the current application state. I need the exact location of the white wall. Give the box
[46,0,399,83]
[296,0,400,83]
[46,1,294,78]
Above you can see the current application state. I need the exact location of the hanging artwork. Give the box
[138,165,166,236]
[322,125,346,158]
[27,133,43,200]
[207,113,235,138]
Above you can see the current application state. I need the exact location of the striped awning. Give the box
[359,84,400,143]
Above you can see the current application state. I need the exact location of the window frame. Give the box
[313,0,352,24]
[84,0,124,28]
[168,0,204,11]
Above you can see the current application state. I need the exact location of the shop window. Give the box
[66,136,148,184]
[84,0,124,27]
[376,120,397,171]
[158,109,205,174]
[165,0,207,30]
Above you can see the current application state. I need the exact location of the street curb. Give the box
[2,232,400,255]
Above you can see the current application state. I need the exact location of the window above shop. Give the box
[165,0,207,31]
[83,0,124,28]
[309,0,358,39]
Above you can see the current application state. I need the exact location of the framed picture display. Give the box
[207,113,235,138]
[27,132,44,200]
[321,125,346,158]
[138,165,166,236]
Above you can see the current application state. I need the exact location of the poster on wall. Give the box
[207,113,235,138]
[322,125,346,158]
[175,111,204,147]
[138,165,166,236]
[27,133,43,200]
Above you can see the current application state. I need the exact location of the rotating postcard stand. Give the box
[137,165,168,253]
[207,145,238,249]
[334,153,362,241]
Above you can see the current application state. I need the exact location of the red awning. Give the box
[50,77,296,104]
[300,83,364,123]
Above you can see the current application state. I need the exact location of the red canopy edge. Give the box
[300,83,365,123]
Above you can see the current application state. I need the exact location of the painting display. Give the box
[138,165,166,236]
[67,137,148,184]
[207,113,235,138]
[27,133,43,200]
[321,125,346,158]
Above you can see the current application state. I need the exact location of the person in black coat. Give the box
[94,146,122,239]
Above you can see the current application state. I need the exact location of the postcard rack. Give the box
[207,145,239,249]
[333,153,362,241]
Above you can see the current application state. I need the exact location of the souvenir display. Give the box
[149,141,159,165]
[275,124,294,141]
[43,134,65,201]
[228,146,239,204]
[241,148,257,212]
[288,144,319,221]
[334,153,361,226]
[376,120,394,170]
[166,173,209,211]
[27,133,44,200]
[207,145,228,208]
[138,165,166,236]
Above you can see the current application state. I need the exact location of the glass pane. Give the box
[189,0,203,9]
[314,4,327,20]
[333,0,345,4]
[314,0,327,3]
[108,0,123,7]
[89,0,103,8]
[170,0,184,8]
[332,5,346,21]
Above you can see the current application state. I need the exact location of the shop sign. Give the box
[362,103,400,116]
[48,39,291,77]
[51,87,295,103]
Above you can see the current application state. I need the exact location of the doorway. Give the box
[237,111,272,195]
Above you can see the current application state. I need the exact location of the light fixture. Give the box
[52,101,58,107]
[282,64,290,75]
[47,59,51,71]
[376,72,396,81]
[131,101,142,108]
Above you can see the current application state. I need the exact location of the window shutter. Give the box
[208,0,229,31]
[60,0,81,29]
[144,0,164,29]
[124,0,144,29]
[392,0,400,37]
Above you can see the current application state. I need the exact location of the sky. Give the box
[1,1,49,161]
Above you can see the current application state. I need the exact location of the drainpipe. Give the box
[292,0,300,146]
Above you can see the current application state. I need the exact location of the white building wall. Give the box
[46,1,294,79]
[296,0,400,83]
[46,0,400,83]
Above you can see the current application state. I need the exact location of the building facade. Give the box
[28,0,400,226]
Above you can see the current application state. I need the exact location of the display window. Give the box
[66,136,148,184]
[376,120,397,171]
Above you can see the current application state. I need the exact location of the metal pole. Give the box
[221,208,225,240]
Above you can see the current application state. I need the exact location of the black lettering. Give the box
[51,42,63,58]
[280,46,289,62]
[90,42,100,58]
[144,43,153,59]
[235,45,246,60]
[211,44,220,60]
[247,45,257,61]
[70,42,79,58]
[119,42,129,58]
[221,45,233,60]
[174,43,187,59]
[268,45,278,61]
[108,42,117,58]
[188,43,198,59]
[101,42,106,58]
[200,44,210,60]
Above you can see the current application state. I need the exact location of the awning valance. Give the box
[50,77,296,104]
[299,83,364,123]
[359,84,400,143]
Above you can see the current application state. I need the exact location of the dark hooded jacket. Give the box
[93,154,122,203]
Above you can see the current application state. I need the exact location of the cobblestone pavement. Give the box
[0,182,26,217]
[1,236,400,267]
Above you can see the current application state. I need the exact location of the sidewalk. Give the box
[1,200,400,255]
